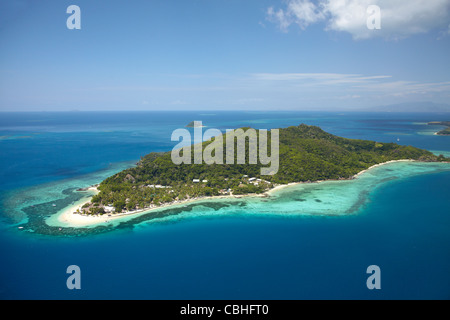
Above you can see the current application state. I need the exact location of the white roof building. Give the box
[104,206,115,212]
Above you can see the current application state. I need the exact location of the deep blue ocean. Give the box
[0,111,449,299]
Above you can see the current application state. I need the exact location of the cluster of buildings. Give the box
[243,175,267,186]
[146,184,172,189]
[191,175,269,195]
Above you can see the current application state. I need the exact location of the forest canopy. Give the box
[80,124,447,215]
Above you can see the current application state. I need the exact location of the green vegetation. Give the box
[186,121,203,128]
[437,127,450,135]
[428,121,450,135]
[79,124,448,215]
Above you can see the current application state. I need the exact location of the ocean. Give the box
[0,111,449,299]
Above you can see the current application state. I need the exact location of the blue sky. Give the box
[0,0,449,111]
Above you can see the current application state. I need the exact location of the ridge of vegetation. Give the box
[79,124,447,215]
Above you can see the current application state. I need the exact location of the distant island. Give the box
[428,121,450,135]
[76,124,448,216]
[186,121,205,128]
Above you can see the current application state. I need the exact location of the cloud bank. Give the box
[267,0,450,40]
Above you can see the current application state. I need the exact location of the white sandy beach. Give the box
[49,159,439,228]
[52,190,258,228]
[352,159,415,178]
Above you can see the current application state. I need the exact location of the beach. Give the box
[51,187,263,227]
[351,159,416,178]
[49,159,424,228]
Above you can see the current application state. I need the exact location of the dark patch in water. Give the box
[15,189,237,237]
[13,172,412,237]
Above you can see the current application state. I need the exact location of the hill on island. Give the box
[83,124,447,214]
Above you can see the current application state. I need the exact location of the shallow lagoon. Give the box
[1,111,449,299]
[5,160,449,236]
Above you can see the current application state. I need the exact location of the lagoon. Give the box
[1,111,449,299]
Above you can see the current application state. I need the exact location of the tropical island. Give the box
[428,121,450,135]
[76,124,447,216]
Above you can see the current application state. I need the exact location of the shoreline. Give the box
[351,159,415,178]
[51,189,267,228]
[49,159,442,228]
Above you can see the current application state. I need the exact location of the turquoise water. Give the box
[0,111,449,299]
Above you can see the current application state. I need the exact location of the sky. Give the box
[0,0,449,111]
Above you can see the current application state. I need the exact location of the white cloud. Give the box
[267,0,325,31]
[267,6,291,32]
[267,0,450,40]
[251,72,392,84]
[288,0,325,29]
[248,72,450,102]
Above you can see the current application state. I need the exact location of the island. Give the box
[76,124,448,216]
[428,121,450,135]
[186,121,205,128]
